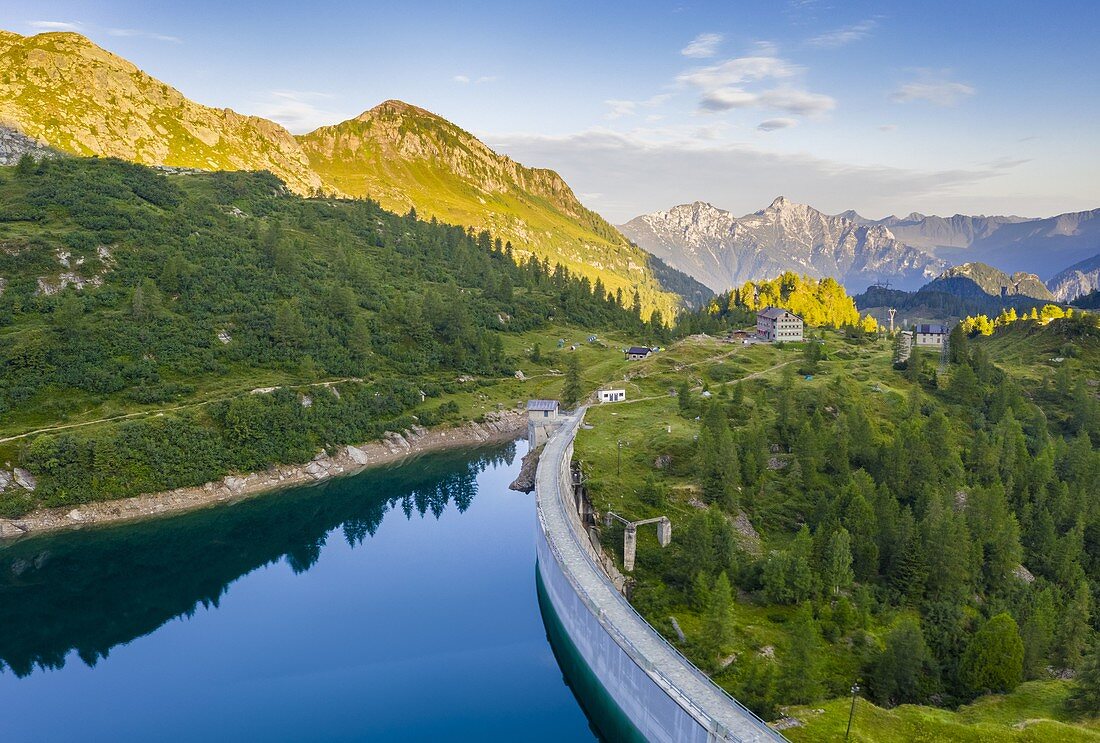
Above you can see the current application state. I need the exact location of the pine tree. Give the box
[1021,586,1056,679]
[1069,641,1100,715]
[948,323,969,363]
[562,354,583,407]
[787,525,816,602]
[1056,580,1093,671]
[696,404,739,509]
[842,485,879,581]
[704,572,736,659]
[870,617,935,706]
[780,602,823,703]
[959,613,1024,697]
[732,652,779,720]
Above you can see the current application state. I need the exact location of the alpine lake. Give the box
[0,440,609,742]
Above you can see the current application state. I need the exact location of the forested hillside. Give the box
[0,155,648,516]
[0,30,681,318]
[574,312,1100,729]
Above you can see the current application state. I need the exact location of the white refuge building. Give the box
[756,307,804,342]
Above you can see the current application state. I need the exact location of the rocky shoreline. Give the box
[0,410,526,541]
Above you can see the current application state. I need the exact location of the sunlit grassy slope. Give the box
[0,30,679,317]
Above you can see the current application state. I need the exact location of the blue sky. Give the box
[3,0,1099,221]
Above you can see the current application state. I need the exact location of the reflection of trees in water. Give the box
[0,442,517,678]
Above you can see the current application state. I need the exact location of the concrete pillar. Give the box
[624,524,638,572]
[657,517,672,547]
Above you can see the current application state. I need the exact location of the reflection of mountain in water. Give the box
[0,443,516,678]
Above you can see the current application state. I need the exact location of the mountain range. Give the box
[0,29,680,316]
[622,198,1100,300]
[619,198,946,293]
[840,208,1100,280]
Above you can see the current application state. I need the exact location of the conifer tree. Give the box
[704,572,736,659]
[780,602,823,703]
[870,617,935,706]
[1069,641,1100,715]
[562,354,583,407]
[959,613,1024,697]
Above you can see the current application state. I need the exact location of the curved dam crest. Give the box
[534,407,787,743]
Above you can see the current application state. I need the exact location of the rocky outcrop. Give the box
[509,445,543,493]
[0,410,526,540]
[0,124,57,164]
[1048,253,1100,302]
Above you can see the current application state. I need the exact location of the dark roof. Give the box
[626,346,652,355]
[915,324,948,334]
[758,306,801,321]
[527,399,559,411]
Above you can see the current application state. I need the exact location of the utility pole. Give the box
[887,308,896,334]
[845,682,860,740]
[617,439,624,478]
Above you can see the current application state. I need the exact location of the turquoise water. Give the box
[0,442,600,742]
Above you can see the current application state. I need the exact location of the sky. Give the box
[3,0,1099,222]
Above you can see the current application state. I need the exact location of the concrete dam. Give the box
[534,409,787,743]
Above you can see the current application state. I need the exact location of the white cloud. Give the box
[759,87,835,115]
[603,94,671,120]
[807,20,877,49]
[892,73,975,106]
[249,90,340,134]
[453,74,496,85]
[758,118,797,132]
[487,128,1024,223]
[681,33,723,58]
[107,28,182,43]
[878,124,898,132]
[677,43,834,117]
[677,46,799,90]
[29,20,83,32]
[699,86,835,116]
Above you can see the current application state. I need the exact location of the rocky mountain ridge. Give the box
[833,206,1100,280]
[920,262,1054,301]
[1048,253,1100,302]
[620,197,946,292]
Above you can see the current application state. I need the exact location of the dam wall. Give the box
[534,409,786,742]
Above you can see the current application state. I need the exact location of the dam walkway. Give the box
[535,408,786,742]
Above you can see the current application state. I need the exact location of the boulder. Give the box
[345,446,369,465]
[0,520,27,540]
[13,468,36,491]
[0,471,11,491]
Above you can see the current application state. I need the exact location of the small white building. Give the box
[625,346,653,361]
[913,323,948,347]
[756,307,804,342]
[598,389,626,403]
